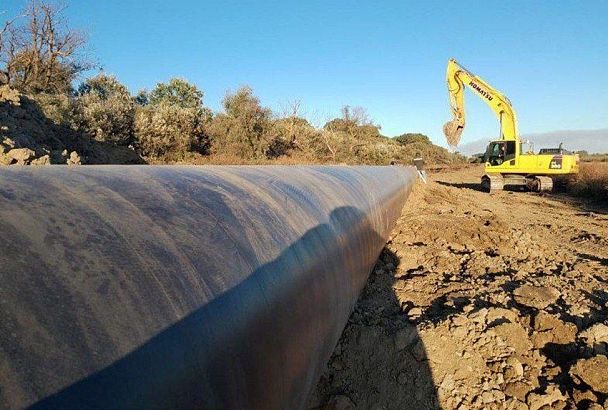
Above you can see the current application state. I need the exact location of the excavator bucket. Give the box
[443,120,464,147]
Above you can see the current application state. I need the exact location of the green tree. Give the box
[148,78,203,109]
[209,86,275,159]
[75,74,135,145]
[134,78,211,158]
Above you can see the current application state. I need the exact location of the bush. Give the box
[270,116,315,157]
[147,78,203,109]
[75,74,135,145]
[32,92,77,127]
[134,78,211,159]
[394,133,431,145]
[567,162,608,200]
[209,86,275,159]
[134,104,210,159]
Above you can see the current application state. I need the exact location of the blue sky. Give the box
[4,1,608,146]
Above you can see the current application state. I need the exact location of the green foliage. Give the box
[324,105,381,139]
[32,92,77,127]
[148,78,203,109]
[134,104,211,159]
[271,116,315,157]
[75,74,135,145]
[134,90,149,106]
[134,78,211,158]
[209,86,276,159]
[394,133,431,145]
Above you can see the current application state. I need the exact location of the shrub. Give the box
[135,104,210,159]
[32,92,77,127]
[394,133,431,145]
[567,162,608,200]
[134,78,211,159]
[147,78,203,109]
[75,74,135,145]
[209,86,275,159]
[270,116,316,157]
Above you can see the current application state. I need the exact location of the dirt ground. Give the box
[308,166,608,410]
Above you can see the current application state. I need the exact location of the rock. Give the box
[0,152,10,165]
[526,385,567,410]
[481,390,495,404]
[572,388,597,405]
[579,323,608,354]
[486,307,520,324]
[513,285,560,309]
[67,151,81,165]
[504,381,533,401]
[0,85,21,105]
[5,148,35,165]
[407,307,423,320]
[505,398,529,410]
[30,155,51,166]
[331,359,345,371]
[504,357,525,381]
[397,371,408,385]
[493,322,532,354]
[439,373,455,392]
[570,356,608,394]
[468,308,489,324]
[324,395,355,410]
[531,312,577,348]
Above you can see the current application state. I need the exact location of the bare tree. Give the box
[0,12,19,85]
[340,105,370,126]
[279,99,303,147]
[0,1,90,94]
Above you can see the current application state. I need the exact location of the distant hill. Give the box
[458,129,608,155]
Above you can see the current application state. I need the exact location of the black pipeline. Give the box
[0,165,416,409]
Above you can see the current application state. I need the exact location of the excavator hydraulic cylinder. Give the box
[0,165,416,409]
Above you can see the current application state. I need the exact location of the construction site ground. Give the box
[309,165,608,410]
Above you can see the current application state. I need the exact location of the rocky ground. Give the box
[309,166,608,410]
[0,85,141,165]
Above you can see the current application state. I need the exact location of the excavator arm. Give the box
[443,58,519,147]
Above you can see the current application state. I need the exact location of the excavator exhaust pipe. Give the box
[0,165,416,410]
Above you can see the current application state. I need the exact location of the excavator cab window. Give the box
[486,141,516,166]
[504,141,516,160]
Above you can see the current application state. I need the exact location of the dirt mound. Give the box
[310,167,608,409]
[0,86,142,165]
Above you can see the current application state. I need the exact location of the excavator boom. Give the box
[443,58,518,146]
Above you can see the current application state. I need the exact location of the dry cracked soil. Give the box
[308,166,608,410]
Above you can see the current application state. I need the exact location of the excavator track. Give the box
[481,174,504,192]
[526,176,554,192]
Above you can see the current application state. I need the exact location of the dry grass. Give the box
[579,153,608,162]
[567,162,608,200]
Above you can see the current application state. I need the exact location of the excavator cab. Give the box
[485,141,516,167]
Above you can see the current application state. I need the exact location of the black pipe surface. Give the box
[0,165,416,409]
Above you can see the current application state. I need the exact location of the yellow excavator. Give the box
[443,58,579,192]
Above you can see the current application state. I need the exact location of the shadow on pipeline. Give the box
[30,205,435,410]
